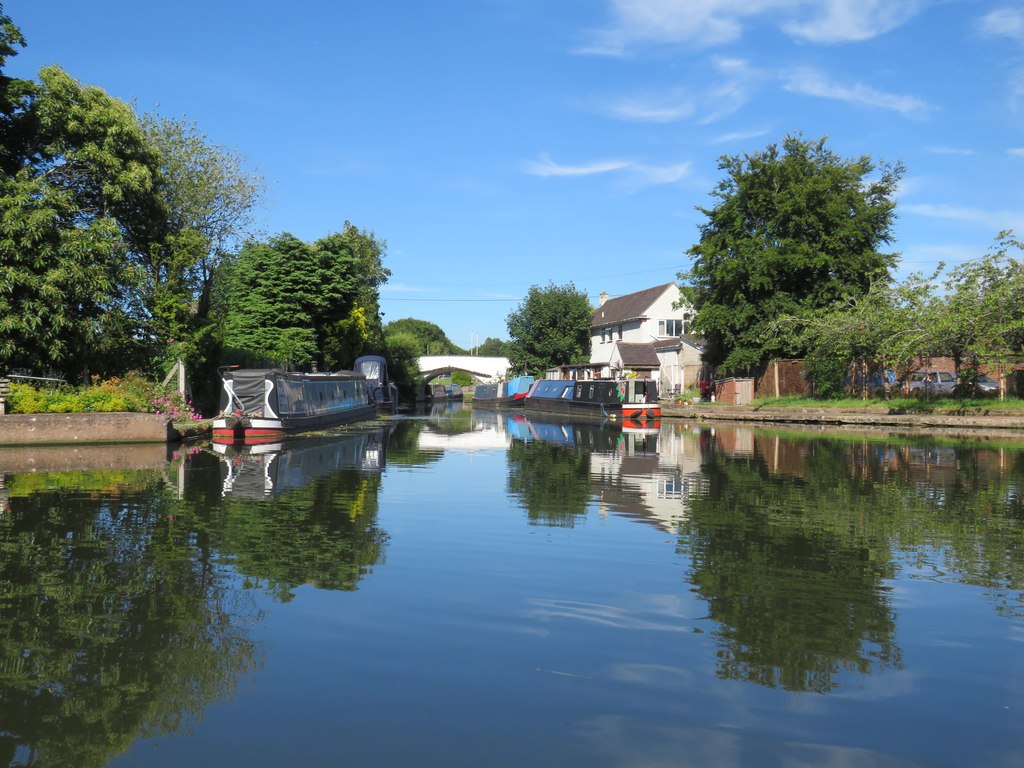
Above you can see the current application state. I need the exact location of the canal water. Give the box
[1,405,1023,767]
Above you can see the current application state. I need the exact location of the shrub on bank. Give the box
[6,373,204,422]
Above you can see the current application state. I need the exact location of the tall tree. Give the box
[314,223,390,369]
[221,226,390,371]
[684,134,903,373]
[384,318,464,356]
[0,64,164,378]
[933,231,1024,388]
[505,282,592,376]
[139,114,264,368]
[0,2,34,175]
[221,234,320,368]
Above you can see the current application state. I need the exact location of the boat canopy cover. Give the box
[354,355,386,384]
[507,375,534,396]
[221,369,275,414]
[528,380,575,399]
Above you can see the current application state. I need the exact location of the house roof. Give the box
[591,283,675,328]
[653,333,706,352]
[614,342,661,367]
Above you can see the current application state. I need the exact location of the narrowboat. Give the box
[423,382,464,402]
[523,378,660,422]
[212,368,376,445]
[354,354,400,412]
[471,375,534,408]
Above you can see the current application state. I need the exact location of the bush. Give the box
[5,373,203,422]
[7,382,47,414]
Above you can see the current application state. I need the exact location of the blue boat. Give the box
[472,375,534,408]
[523,378,660,423]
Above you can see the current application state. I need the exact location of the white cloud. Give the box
[712,128,771,144]
[782,0,922,43]
[524,154,630,177]
[1009,148,1024,157]
[624,161,693,187]
[782,67,933,117]
[979,8,1024,42]
[606,92,694,122]
[524,154,692,190]
[903,202,1024,232]
[925,146,975,156]
[581,0,921,55]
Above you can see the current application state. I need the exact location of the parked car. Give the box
[974,374,999,397]
[907,370,957,395]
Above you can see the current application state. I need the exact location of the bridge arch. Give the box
[417,355,511,383]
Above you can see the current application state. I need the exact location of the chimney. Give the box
[599,291,609,307]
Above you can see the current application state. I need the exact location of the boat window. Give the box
[359,359,382,379]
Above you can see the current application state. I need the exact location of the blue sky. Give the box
[8,1,1024,348]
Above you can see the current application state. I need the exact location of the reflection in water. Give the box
[505,416,662,527]
[0,473,260,768]
[0,427,397,767]
[668,423,1024,692]
[213,429,387,498]
[2,417,1024,766]
[198,428,392,598]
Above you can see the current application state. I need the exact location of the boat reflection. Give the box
[212,427,389,498]
[504,413,659,455]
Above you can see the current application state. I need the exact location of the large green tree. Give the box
[933,231,1024,389]
[139,114,264,369]
[0,63,165,379]
[384,318,464,356]
[505,281,592,376]
[220,226,390,370]
[684,134,903,373]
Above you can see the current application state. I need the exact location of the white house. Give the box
[583,283,706,394]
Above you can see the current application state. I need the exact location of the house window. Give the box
[658,319,685,337]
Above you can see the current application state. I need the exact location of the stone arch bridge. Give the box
[418,355,510,383]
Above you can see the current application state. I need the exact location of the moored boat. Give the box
[354,354,400,412]
[523,378,660,422]
[212,368,376,445]
[423,382,464,402]
[472,375,534,408]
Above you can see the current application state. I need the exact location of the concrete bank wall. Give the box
[661,403,1024,434]
[0,412,174,445]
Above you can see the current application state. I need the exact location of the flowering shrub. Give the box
[149,388,203,421]
[6,372,205,422]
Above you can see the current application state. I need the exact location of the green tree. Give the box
[384,318,464,356]
[934,231,1024,392]
[0,65,165,379]
[221,234,321,368]
[684,134,903,373]
[139,114,264,384]
[771,271,939,398]
[476,336,512,357]
[314,223,390,369]
[505,282,592,376]
[221,226,390,370]
[0,3,34,175]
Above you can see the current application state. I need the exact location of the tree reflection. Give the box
[679,427,1024,692]
[0,477,260,768]
[506,438,593,526]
